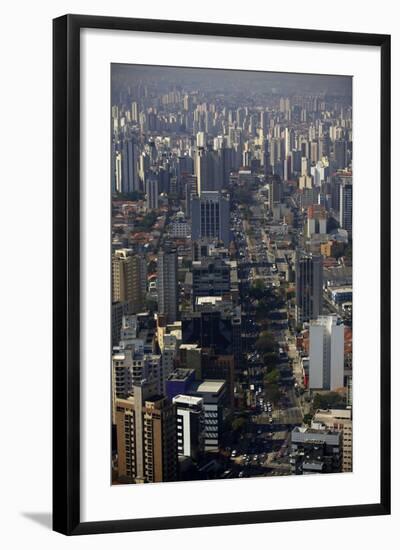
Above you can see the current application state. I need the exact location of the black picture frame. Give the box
[53,14,391,536]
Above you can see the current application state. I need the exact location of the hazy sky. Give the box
[112,63,352,100]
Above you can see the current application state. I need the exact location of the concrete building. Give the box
[173,394,204,460]
[309,315,344,391]
[115,381,178,483]
[290,426,342,475]
[191,191,230,246]
[313,408,352,472]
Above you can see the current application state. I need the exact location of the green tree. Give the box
[264,368,280,385]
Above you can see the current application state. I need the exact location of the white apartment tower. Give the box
[309,315,344,391]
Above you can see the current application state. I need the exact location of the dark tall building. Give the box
[191,191,230,246]
[121,136,139,192]
[157,245,178,323]
[340,179,353,233]
[295,253,323,324]
[182,310,234,355]
[334,139,347,170]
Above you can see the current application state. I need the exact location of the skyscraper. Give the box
[309,315,345,391]
[157,245,179,323]
[295,253,323,324]
[145,173,159,210]
[195,147,222,194]
[191,191,230,246]
[121,136,139,193]
[115,380,178,483]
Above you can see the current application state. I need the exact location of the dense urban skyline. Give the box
[111,64,352,485]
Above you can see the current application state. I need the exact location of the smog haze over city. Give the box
[111,63,353,485]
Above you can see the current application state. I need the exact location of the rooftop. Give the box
[173,394,203,406]
[192,379,226,394]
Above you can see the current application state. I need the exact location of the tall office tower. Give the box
[295,253,323,324]
[313,409,352,472]
[334,139,347,170]
[115,381,178,483]
[112,249,145,313]
[290,426,342,475]
[145,173,159,210]
[195,147,222,194]
[191,191,230,246]
[157,245,179,324]
[121,136,139,193]
[339,178,353,233]
[131,101,138,123]
[172,395,204,460]
[306,205,327,237]
[266,174,282,211]
[309,315,345,391]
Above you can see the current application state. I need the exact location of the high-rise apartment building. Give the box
[112,249,145,313]
[309,315,344,391]
[157,245,179,324]
[295,253,323,324]
[115,381,178,483]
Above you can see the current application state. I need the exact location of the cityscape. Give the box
[111,64,353,485]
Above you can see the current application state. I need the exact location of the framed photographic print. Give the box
[53,14,391,535]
